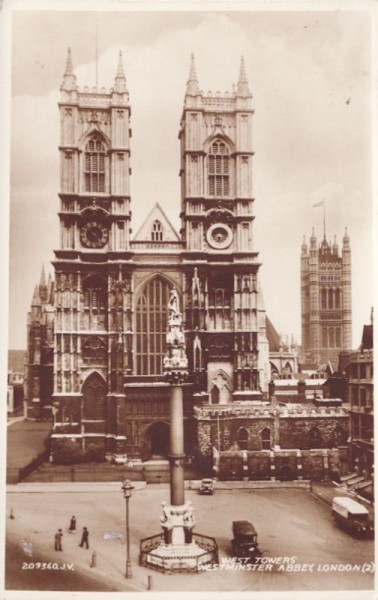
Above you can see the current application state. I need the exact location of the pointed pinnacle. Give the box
[238,56,248,84]
[39,265,46,288]
[343,227,350,247]
[113,50,128,94]
[116,50,126,79]
[65,47,73,75]
[49,280,55,304]
[189,53,198,83]
[237,56,251,96]
[32,285,41,306]
[61,47,76,92]
[186,53,200,96]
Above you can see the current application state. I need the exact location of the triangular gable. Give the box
[133,202,180,242]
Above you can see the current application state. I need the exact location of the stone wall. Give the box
[195,404,350,480]
[195,405,349,458]
[215,447,348,481]
[278,416,349,449]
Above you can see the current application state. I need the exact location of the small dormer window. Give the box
[151,220,163,241]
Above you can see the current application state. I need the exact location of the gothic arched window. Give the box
[335,288,341,309]
[322,327,328,348]
[135,277,171,375]
[261,427,271,450]
[151,220,163,242]
[333,426,347,447]
[237,427,249,450]
[328,289,334,310]
[270,363,279,379]
[208,139,230,197]
[84,135,106,193]
[321,288,327,309]
[309,426,322,449]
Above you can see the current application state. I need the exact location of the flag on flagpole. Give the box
[312,200,324,208]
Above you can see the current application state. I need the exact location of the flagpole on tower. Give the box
[95,13,99,89]
[312,200,326,239]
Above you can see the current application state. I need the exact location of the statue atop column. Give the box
[168,288,181,325]
[164,288,188,380]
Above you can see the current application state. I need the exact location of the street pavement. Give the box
[5,482,374,593]
[5,537,127,592]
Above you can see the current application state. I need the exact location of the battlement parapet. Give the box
[194,403,348,420]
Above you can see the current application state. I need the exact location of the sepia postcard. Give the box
[1,1,376,599]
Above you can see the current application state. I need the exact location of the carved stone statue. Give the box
[168,288,182,325]
[164,289,188,375]
[160,501,173,544]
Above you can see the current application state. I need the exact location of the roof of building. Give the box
[299,362,319,371]
[361,324,373,350]
[266,315,280,352]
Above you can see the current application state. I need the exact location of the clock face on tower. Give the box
[206,223,233,249]
[80,220,109,248]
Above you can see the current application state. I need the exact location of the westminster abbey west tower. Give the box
[35,50,270,461]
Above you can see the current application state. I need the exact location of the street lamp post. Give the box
[122,479,134,579]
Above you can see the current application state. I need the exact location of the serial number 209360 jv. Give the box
[22,562,74,571]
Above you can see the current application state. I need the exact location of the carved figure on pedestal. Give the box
[160,501,173,545]
[183,501,196,544]
[168,288,182,325]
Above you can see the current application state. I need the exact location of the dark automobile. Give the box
[199,478,214,495]
[332,497,374,538]
[231,520,261,561]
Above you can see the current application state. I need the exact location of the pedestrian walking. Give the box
[68,515,76,534]
[79,526,89,549]
[54,529,63,551]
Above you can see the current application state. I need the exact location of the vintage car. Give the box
[113,454,127,465]
[231,520,262,561]
[332,496,374,538]
[199,478,214,495]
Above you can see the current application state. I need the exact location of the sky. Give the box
[4,2,375,350]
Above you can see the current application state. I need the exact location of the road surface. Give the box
[6,485,374,593]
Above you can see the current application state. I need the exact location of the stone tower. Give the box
[52,49,132,452]
[26,267,54,417]
[179,55,269,398]
[301,228,352,366]
[48,50,270,462]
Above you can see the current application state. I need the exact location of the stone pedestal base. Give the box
[160,501,195,544]
[141,499,216,572]
[145,541,205,570]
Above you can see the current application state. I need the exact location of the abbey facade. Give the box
[25,50,352,472]
[25,50,275,462]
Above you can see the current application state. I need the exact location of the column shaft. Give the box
[170,385,185,506]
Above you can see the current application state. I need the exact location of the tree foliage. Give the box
[52,439,105,464]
